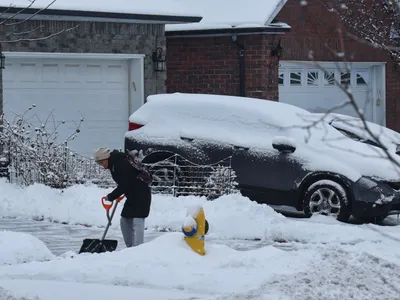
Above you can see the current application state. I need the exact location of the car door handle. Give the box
[234,145,249,151]
[180,136,194,142]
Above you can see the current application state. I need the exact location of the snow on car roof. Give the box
[127,93,400,182]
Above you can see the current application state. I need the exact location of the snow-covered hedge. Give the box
[0,105,113,188]
[0,107,237,197]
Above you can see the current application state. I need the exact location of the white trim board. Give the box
[3,52,145,60]
[280,61,386,69]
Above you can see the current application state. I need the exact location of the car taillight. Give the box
[128,121,144,131]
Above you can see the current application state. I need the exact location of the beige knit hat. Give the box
[94,147,111,162]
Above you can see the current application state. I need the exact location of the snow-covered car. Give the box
[125,93,400,223]
[312,112,400,155]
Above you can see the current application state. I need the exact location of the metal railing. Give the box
[1,145,238,198]
[146,153,238,199]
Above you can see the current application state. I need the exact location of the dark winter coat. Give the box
[106,150,151,218]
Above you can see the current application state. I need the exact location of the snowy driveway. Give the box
[1,210,398,257]
[0,217,280,256]
[2,180,400,300]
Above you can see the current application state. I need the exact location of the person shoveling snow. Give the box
[92,147,152,248]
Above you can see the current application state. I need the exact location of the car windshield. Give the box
[332,125,383,149]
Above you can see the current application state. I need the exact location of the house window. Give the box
[323,71,335,86]
[356,70,369,86]
[340,72,351,85]
[307,71,319,86]
[290,70,302,86]
[278,71,284,85]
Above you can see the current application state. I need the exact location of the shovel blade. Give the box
[79,238,118,254]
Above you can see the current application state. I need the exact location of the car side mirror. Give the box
[272,137,296,154]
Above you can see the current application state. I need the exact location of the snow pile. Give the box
[0,233,314,296]
[0,279,199,300]
[0,179,286,240]
[0,287,39,300]
[1,179,400,246]
[1,232,400,300]
[0,231,54,266]
[210,245,400,300]
[0,180,400,298]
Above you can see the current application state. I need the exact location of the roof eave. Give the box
[166,26,291,37]
[265,0,288,25]
[0,6,203,24]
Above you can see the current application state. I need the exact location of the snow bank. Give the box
[0,279,200,300]
[211,245,400,300]
[0,233,314,296]
[2,232,399,299]
[0,231,54,266]
[1,179,400,246]
[0,180,286,240]
[0,287,39,300]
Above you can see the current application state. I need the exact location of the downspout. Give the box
[232,33,245,97]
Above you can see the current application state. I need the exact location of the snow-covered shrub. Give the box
[205,166,239,200]
[0,105,87,188]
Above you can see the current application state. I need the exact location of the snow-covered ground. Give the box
[1,179,400,300]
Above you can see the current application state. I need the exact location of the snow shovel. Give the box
[78,195,125,254]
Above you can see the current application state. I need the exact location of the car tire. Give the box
[355,215,387,224]
[303,180,351,222]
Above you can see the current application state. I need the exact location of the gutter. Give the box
[232,33,246,97]
[0,6,203,24]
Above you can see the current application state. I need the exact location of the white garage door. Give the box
[3,57,129,157]
[278,61,374,122]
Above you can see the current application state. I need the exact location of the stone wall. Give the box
[0,20,167,100]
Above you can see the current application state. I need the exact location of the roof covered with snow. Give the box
[0,0,203,24]
[166,0,290,33]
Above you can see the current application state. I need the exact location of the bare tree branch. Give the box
[0,24,79,43]
[0,0,79,43]
[320,0,400,67]
[0,0,56,26]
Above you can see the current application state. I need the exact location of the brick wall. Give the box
[0,20,167,99]
[166,34,280,100]
[276,0,400,130]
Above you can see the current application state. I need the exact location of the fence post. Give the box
[228,156,232,195]
[173,154,178,197]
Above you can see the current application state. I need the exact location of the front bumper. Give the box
[351,177,400,219]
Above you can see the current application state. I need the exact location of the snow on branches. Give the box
[324,0,400,66]
[0,104,85,188]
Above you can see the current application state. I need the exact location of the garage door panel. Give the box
[3,57,130,157]
[278,62,375,122]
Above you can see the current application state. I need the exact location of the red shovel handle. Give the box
[101,195,125,211]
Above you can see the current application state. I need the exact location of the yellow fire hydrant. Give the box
[182,205,209,256]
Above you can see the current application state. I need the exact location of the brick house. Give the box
[0,1,200,156]
[166,0,289,101]
[166,0,400,131]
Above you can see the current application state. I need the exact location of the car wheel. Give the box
[303,180,351,222]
